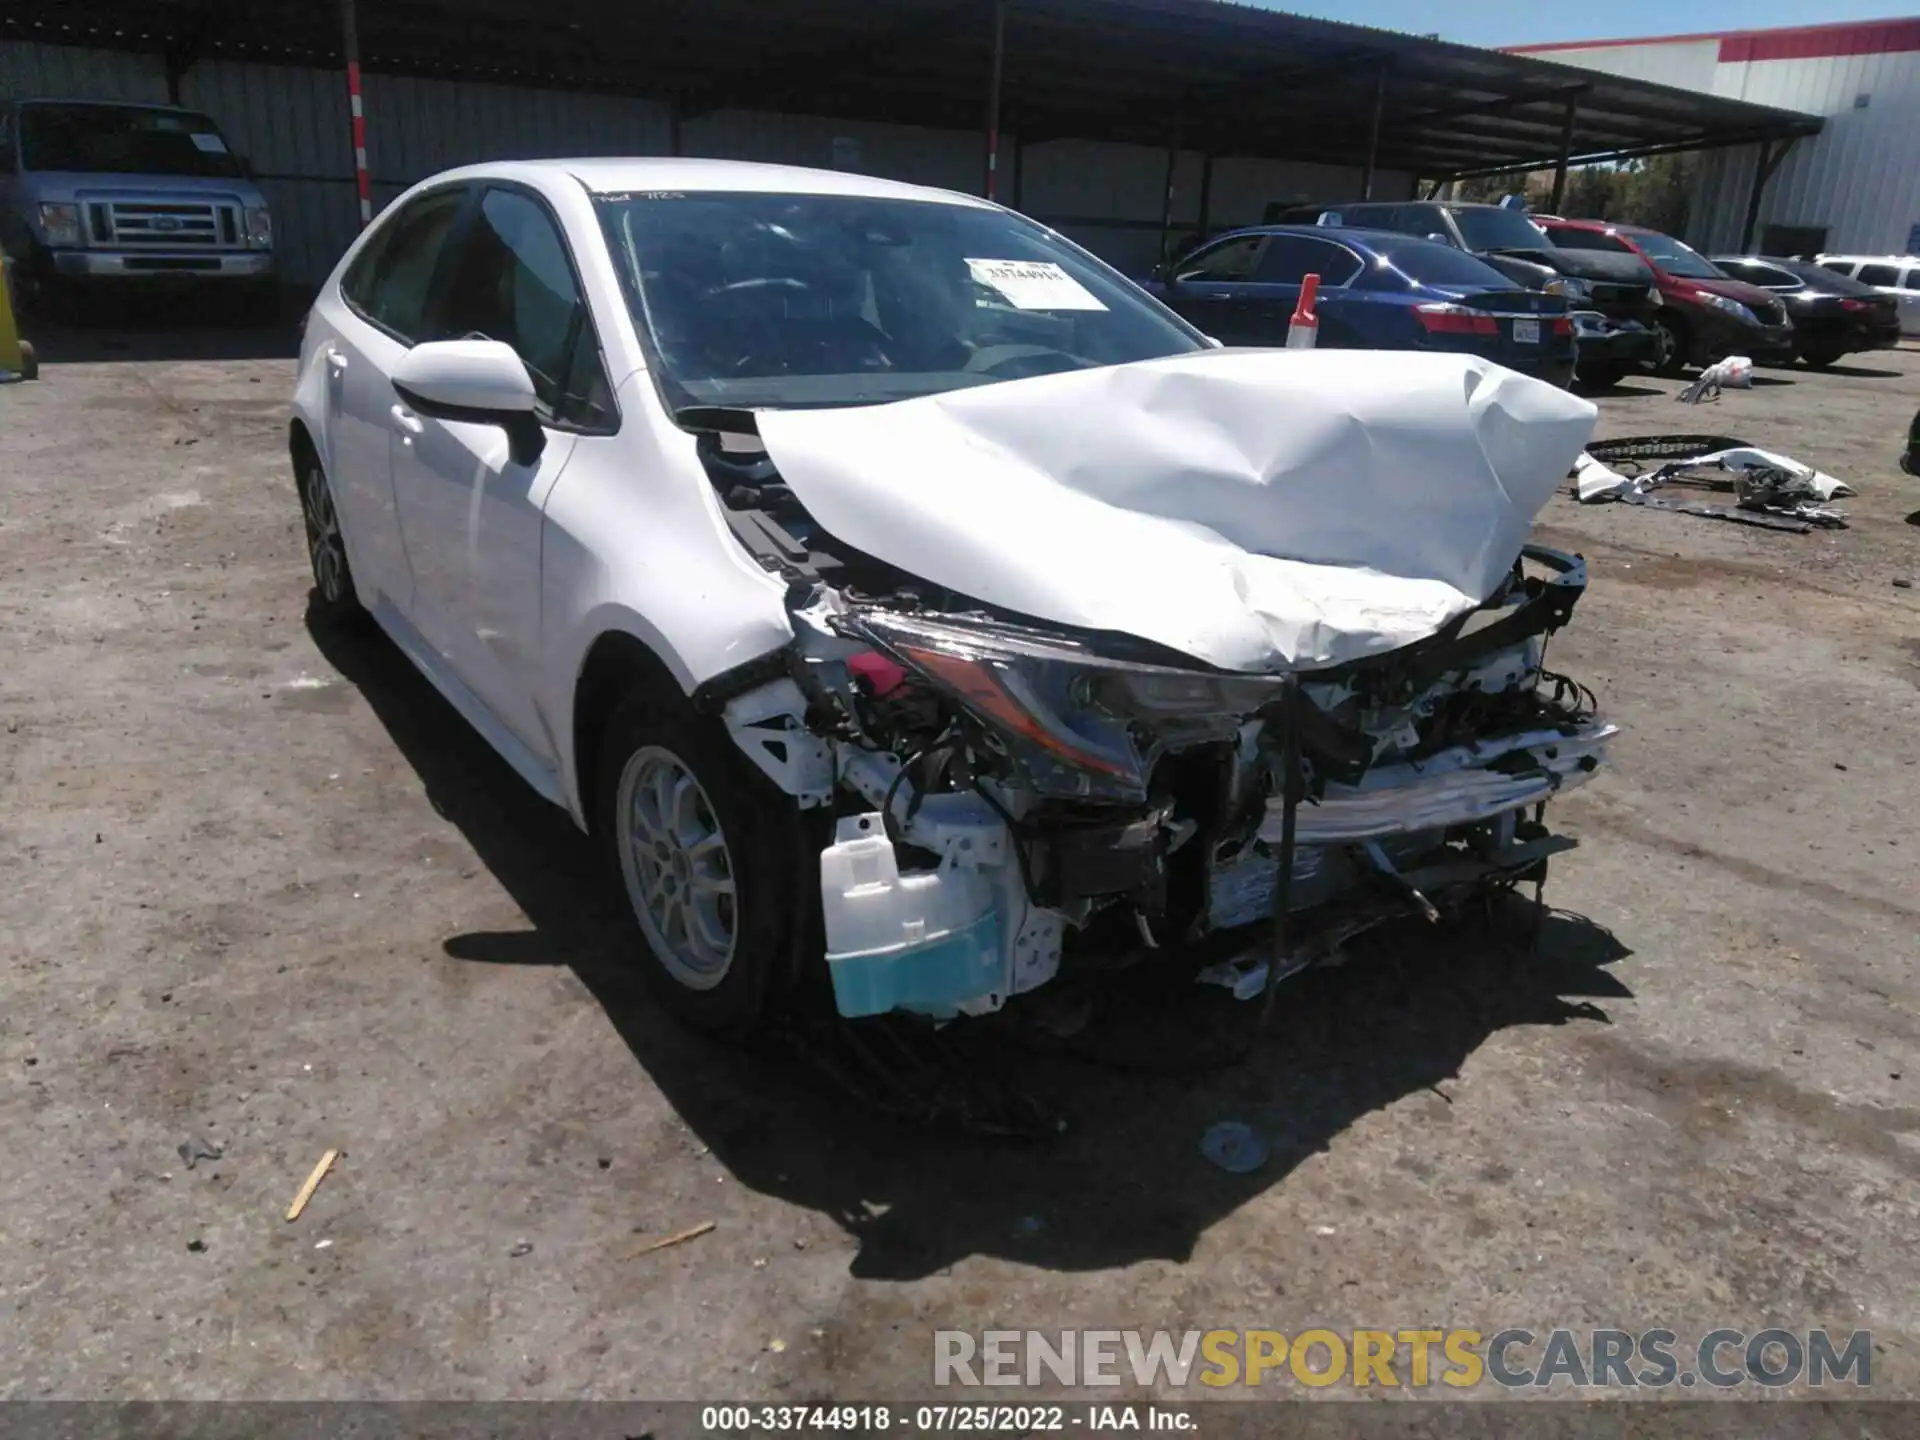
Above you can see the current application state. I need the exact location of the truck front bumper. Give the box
[49,250,275,280]
[1572,313,1660,368]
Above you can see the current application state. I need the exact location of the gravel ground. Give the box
[2,323,1917,1408]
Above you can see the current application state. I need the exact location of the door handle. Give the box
[390,404,425,436]
[324,348,348,373]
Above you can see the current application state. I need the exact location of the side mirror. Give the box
[391,339,545,466]
[1426,232,1450,245]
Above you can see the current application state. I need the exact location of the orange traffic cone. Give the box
[1285,272,1320,350]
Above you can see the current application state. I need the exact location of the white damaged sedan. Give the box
[291,158,1612,1037]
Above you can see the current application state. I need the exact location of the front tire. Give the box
[1799,346,1845,369]
[297,458,366,627]
[593,694,816,1039]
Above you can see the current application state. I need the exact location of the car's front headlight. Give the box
[244,205,273,249]
[1696,291,1758,326]
[37,202,82,247]
[1544,277,1591,303]
[838,610,1287,801]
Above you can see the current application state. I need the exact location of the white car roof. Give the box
[1817,253,1917,264]
[426,156,998,209]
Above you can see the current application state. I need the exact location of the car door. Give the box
[323,185,471,614]
[1157,233,1270,343]
[389,183,616,760]
[1235,234,1365,345]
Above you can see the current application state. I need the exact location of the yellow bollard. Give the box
[0,251,33,380]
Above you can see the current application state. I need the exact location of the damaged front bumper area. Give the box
[718,542,1612,1022]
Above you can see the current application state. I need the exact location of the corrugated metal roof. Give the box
[1,0,1822,177]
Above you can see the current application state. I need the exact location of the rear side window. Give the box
[1818,260,1857,278]
[1174,234,1269,282]
[434,187,615,430]
[1857,263,1901,287]
[1548,228,1634,253]
[1387,243,1517,288]
[1256,235,1363,287]
[1744,263,1802,288]
[341,188,467,343]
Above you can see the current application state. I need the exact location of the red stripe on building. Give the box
[1720,18,1920,62]
[1507,17,1920,59]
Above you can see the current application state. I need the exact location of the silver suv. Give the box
[0,99,277,321]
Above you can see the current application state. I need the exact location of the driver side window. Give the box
[434,187,615,430]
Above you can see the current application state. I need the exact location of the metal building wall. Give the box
[1514,32,1920,256]
[1,37,1403,286]
[1508,39,1721,91]
[1703,46,1920,255]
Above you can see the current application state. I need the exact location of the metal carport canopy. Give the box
[5,0,1823,179]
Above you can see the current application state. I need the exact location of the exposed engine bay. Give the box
[683,374,1614,1022]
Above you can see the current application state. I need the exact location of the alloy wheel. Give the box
[301,466,347,603]
[615,745,738,989]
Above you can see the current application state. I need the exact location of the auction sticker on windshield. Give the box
[189,132,229,153]
[966,258,1108,311]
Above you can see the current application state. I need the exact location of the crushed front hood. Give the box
[755,349,1596,672]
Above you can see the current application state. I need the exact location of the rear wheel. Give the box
[593,693,818,1039]
[297,458,366,627]
[1799,346,1845,369]
[1576,361,1628,389]
[1650,311,1691,376]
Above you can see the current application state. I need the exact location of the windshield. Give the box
[1624,230,1724,280]
[597,191,1206,410]
[19,103,243,178]
[1448,206,1551,253]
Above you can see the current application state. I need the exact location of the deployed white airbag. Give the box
[757,349,1597,672]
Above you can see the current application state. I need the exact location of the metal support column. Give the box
[1548,96,1580,213]
[1359,64,1388,199]
[983,0,1007,199]
[1195,153,1214,244]
[1739,137,1795,251]
[339,0,372,228]
[1157,132,1179,264]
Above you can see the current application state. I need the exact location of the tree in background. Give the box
[1446,153,1697,235]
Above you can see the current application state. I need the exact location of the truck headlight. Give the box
[37,202,83,247]
[244,205,273,249]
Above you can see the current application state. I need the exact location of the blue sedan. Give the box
[1142,225,1575,385]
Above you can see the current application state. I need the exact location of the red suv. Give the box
[1536,219,1795,374]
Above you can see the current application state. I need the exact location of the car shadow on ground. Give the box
[14,301,302,365]
[310,608,1635,1281]
[1810,362,1907,379]
[1576,380,1663,399]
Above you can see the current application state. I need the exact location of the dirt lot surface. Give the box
[3,323,1918,1410]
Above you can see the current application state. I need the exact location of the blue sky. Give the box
[1264,0,1919,48]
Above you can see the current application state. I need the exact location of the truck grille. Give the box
[87,201,242,251]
